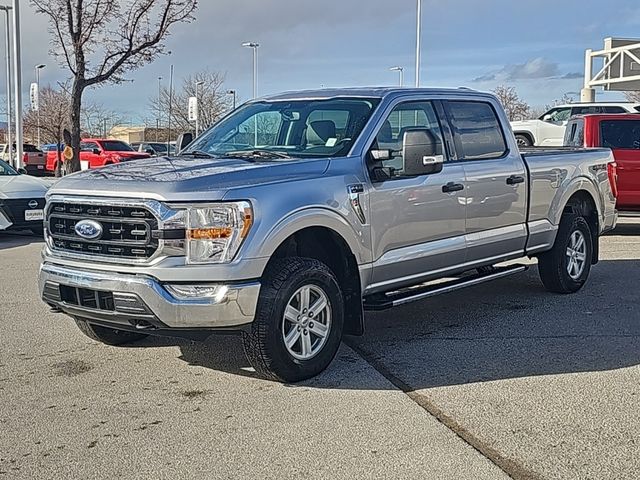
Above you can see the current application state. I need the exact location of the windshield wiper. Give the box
[225,149,293,160]
[180,150,217,158]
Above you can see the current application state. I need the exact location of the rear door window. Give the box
[564,119,584,147]
[446,101,507,160]
[600,106,628,114]
[600,120,640,149]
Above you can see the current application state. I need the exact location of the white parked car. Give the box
[0,159,49,235]
[511,102,640,147]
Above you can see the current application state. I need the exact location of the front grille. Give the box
[0,198,46,224]
[47,201,159,260]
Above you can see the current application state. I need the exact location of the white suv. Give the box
[511,102,640,147]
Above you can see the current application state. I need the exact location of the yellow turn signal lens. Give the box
[187,227,233,240]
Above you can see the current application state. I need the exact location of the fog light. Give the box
[165,284,229,302]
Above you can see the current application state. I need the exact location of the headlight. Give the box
[185,201,253,264]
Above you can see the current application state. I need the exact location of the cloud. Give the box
[473,57,580,82]
[560,72,583,79]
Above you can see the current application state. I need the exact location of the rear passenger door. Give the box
[444,100,528,264]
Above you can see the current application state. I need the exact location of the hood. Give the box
[0,174,50,199]
[49,155,331,202]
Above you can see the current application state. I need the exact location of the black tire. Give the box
[538,214,593,294]
[74,317,148,346]
[243,257,344,382]
[515,134,533,148]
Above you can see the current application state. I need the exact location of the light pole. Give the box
[415,0,422,88]
[242,42,259,98]
[0,6,12,162]
[195,80,204,137]
[167,65,174,152]
[227,89,237,110]
[11,0,23,169]
[389,66,404,87]
[156,76,162,141]
[35,63,45,147]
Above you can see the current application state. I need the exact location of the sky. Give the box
[7,0,640,125]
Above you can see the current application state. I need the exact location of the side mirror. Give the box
[176,132,193,154]
[17,167,27,175]
[92,148,101,155]
[402,128,444,176]
[370,149,392,161]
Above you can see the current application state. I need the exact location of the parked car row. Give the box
[0,143,47,176]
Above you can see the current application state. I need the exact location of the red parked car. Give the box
[565,113,640,212]
[45,139,150,173]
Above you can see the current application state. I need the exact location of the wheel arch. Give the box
[264,220,365,336]
[514,131,535,145]
[560,189,600,264]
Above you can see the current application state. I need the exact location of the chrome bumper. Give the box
[39,263,260,329]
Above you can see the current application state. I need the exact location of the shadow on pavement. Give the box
[0,230,44,250]
[607,220,640,236]
[120,259,640,389]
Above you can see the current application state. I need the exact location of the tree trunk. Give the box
[69,79,84,173]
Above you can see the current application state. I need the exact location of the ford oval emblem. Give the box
[74,219,103,240]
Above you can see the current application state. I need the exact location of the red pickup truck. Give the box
[45,139,150,173]
[565,114,640,212]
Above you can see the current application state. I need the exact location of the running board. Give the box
[363,264,529,311]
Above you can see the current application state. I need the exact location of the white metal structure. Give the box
[0,6,12,166]
[511,102,640,147]
[11,0,22,169]
[415,0,421,87]
[582,37,640,102]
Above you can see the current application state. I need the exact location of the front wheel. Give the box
[243,257,344,382]
[538,214,593,293]
[515,134,533,148]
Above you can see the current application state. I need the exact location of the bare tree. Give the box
[492,85,531,121]
[31,0,198,172]
[23,85,72,176]
[624,91,640,102]
[149,70,230,134]
[81,102,126,137]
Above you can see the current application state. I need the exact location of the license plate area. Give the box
[25,209,44,221]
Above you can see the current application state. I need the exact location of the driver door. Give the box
[367,100,467,289]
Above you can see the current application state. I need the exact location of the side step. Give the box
[363,264,529,311]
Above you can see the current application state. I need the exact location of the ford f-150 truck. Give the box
[564,113,640,212]
[39,87,617,382]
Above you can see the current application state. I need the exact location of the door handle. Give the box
[442,182,464,193]
[506,175,525,185]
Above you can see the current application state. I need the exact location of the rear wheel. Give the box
[243,257,344,382]
[538,214,593,293]
[74,317,148,346]
[515,134,533,148]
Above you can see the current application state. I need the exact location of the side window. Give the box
[600,120,640,149]
[601,106,627,114]
[542,107,572,123]
[80,142,98,151]
[447,101,507,160]
[372,101,446,176]
[571,106,599,116]
[564,120,584,147]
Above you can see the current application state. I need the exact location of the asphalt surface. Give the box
[1,219,639,479]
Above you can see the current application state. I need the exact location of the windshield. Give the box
[148,143,168,153]
[0,159,17,176]
[184,97,380,158]
[101,141,134,152]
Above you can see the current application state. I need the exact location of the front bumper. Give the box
[39,262,260,330]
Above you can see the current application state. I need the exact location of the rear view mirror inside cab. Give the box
[402,128,444,176]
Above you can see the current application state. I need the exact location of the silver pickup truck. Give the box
[39,87,617,382]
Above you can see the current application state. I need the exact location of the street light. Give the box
[415,0,422,88]
[0,6,12,162]
[241,42,259,98]
[35,63,45,147]
[156,76,162,141]
[195,80,204,137]
[389,66,404,87]
[227,89,237,110]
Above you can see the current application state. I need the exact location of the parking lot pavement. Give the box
[0,232,507,480]
[1,220,639,480]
